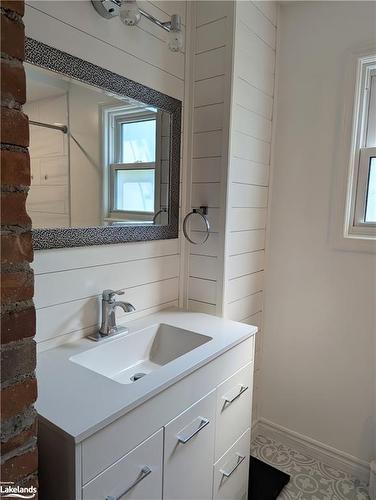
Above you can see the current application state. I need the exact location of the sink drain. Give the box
[130,372,146,382]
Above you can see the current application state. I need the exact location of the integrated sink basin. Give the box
[70,323,212,384]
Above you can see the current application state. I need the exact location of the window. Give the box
[365,156,376,221]
[112,168,155,212]
[103,104,159,222]
[346,56,376,238]
[120,119,156,164]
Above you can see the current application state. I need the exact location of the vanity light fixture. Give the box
[92,0,183,52]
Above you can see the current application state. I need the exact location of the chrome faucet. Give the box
[88,289,135,341]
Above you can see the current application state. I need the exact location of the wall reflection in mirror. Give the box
[25,63,171,229]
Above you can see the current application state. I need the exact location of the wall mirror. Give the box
[25,38,181,250]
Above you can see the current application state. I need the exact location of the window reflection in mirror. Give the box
[24,63,171,229]
[365,157,376,223]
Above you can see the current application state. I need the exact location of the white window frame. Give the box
[109,163,156,221]
[345,56,376,239]
[353,147,376,228]
[102,104,161,222]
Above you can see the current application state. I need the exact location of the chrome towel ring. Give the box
[152,207,167,223]
[183,206,210,245]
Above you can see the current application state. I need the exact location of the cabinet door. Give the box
[30,159,41,185]
[26,185,68,214]
[82,429,163,500]
[215,363,253,460]
[40,156,69,186]
[213,429,250,500]
[164,390,216,500]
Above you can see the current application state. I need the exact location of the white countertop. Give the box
[36,308,257,443]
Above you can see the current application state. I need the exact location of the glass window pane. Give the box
[121,119,156,163]
[366,75,376,147]
[365,157,376,222]
[115,169,155,212]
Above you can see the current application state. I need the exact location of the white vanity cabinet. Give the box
[82,429,163,500]
[213,429,251,500]
[164,391,216,500]
[215,363,253,461]
[38,335,255,500]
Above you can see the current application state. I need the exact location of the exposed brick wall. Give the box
[1,0,38,492]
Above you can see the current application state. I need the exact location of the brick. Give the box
[0,107,29,147]
[1,407,36,442]
[0,1,25,16]
[1,340,36,381]
[0,192,31,226]
[1,447,38,483]
[1,378,37,421]
[1,269,33,305]
[1,421,36,455]
[1,231,33,264]
[0,2,37,489]
[0,13,25,61]
[0,149,30,186]
[1,307,36,345]
[1,60,26,105]
[1,232,33,265]
[17,473,38,499]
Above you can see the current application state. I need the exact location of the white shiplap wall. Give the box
[187,1,234,315]
[186,0,278,415]
[25,0,187,350]
[223,0,278,423]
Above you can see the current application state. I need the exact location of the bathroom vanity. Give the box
[36,309,257,500]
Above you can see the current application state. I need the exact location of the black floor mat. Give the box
[248,456,290,500]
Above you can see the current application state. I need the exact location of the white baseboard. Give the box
[251,419,260,439]
[370,461,376,500]
[252,418,370,485]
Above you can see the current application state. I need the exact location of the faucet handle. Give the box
[102,289,125,301]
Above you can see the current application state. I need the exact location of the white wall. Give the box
[223,0,277,423]
[187,1,277,335]
[184,0,277,423]
[25,94,70,228]
[260,1,375,468]
[25,0,187,349]
[186,0,233,316]
[68,84,118,228]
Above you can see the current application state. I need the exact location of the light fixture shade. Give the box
[92,0,119,19]
[168,30,183,52]
[119,0,141,26]
[170,14,181,32]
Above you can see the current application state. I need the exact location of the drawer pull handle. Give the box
[106,466,151,500]
[220,453,246,478]
[177,417,210,444]
[223,385,248,405]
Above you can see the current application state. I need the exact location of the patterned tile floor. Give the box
[251,435,370,500]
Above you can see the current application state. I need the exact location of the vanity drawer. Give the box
[215,363,253,461]
[82,429,163,500]
[81,337,254,483]
[163,390,216,500]
[213,428,251,500]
